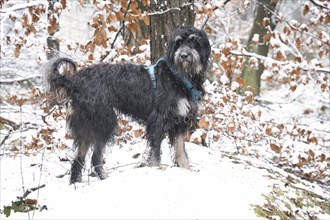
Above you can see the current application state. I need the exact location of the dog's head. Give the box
[166,27,211,78]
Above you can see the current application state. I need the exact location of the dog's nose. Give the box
[180,52,189,60]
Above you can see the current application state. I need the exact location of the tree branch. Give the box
[309,0,330,10]
[22,184,46,199]
[230,50,330,74]
[100,0,133,62]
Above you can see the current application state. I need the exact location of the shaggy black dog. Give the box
[45,26,211,184]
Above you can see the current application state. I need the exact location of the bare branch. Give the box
[22,184,46,199]
[0,74,40,84]
[100,0,133,62]
[230,50,330,74]
[0,2,48,14]
[309,0,330,10]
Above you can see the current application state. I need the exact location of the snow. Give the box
[1,143,269,219]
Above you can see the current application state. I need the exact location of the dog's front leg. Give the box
[173,132,190,168]
[138,112,166,167]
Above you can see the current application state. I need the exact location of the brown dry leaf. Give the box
[107,25,117,32]
[31,13,40,23]
[307,136,318,145]
[325,13,330,24]
[143,0,148,6]
[22,13,28,28]
[134,129,143,138]
[308,149,315,159]
[320,83,327,92]
[14,44,22,57]
[296,38,301,50]
[25,199,38,205]
[265,127,272,136]
[120,0,128,9]
[263,32,271,43]
[130,1,139,14]
[290,84,297,92]
[262,17,270,27]
[198,117,210,129]
[213,133,220,142]
[119,119,129,126]
[270,143,282,154]
[28,25,37,34]
[283,26,291,35]
[277,124,285,131]
[236,77,245,87]
[227,121,235,135]
[88,53,94,61]
[143,15,150,26]
[47,18,58,34]
[127,22,138,33]
[17,98,24,107]
[303,4,309,16]
[60,0,67,9]
[320,154,326,162]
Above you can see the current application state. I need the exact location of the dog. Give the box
[45,26,211,184]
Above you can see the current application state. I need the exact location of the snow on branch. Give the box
[230,50,330,74]
[309,0,330,10]
[0,1,48,19]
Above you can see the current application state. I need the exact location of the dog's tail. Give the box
[44,57,77,102]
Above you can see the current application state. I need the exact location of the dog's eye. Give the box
[189,34,198,42]
[175,36,183,45]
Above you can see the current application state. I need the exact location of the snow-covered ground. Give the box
[1,142,270,219]
[1,128,329,219]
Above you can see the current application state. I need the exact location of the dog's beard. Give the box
[174,47,202,77]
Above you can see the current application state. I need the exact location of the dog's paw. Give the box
[135,157,161,168]
[175,158,190,169]
[95,167,108,180]
[98,172,108,180]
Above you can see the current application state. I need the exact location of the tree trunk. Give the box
[149,0,195,63]
[241,0,278,96]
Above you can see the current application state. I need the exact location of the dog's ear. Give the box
[165,37,176,66]
[197,29,211,68]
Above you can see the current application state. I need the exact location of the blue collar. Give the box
[147,58,201,103]
[169,66,201,103]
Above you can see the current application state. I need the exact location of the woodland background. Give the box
[0,0,329,219]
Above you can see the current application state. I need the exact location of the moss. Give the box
[253,183,330,219]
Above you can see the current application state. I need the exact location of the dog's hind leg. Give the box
[70,140,89,184]
[92,141,108,180]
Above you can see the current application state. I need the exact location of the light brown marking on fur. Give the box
[174,133,190,168]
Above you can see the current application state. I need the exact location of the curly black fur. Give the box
[45,26,211,184]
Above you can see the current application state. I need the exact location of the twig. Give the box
[22,184,46,199]
[0,74,40,84]
[0,128,12,147]
[309,0,330,10]
[0,116,19,128]
[100,0,132,62]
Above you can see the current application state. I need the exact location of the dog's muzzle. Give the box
[174,46,201,74]
[178,48,193,65]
